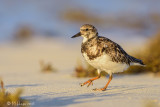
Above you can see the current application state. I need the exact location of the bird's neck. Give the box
[82,37,88,43]
[82,35,98,43]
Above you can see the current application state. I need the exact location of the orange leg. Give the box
[93,75,113,91]
[80,74,101,87]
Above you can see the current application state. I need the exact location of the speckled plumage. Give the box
[71,24,145,91]
[81,36,144,65]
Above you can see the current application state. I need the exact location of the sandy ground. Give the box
[0,37,160,107]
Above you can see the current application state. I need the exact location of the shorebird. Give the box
[71,24,144,91]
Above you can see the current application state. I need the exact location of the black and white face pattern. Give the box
[80,24,98,39]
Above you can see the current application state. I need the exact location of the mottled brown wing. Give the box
[98,36,141,65]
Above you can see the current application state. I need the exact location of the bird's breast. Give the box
[82,52,129,73]
[81,44,104,60]
[82,52,111,70]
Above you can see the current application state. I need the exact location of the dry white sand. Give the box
[0,37,160,107]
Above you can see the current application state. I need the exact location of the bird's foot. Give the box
[80,79,93,87]
[93,88,106,91]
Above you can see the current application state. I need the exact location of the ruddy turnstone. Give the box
[71,24,144,91]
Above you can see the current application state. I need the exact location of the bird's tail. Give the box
[129,56,145,66]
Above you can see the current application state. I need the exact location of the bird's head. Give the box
[71,24,98,42]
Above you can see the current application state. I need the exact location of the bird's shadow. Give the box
[28,92,120,107]
[26,84,151,107]
[6,84,42,88]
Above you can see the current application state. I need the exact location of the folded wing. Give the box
[98,36,144,65]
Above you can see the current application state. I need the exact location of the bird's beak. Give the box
[71,32,81,38]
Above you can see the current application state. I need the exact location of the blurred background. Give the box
[0,0,160,41]
[0,0,160,77]
[0,0,160,106]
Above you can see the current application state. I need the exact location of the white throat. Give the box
[82,37,88,43]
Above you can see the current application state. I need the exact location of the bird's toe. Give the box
[93,88,106,91]
[79,83,84,87]
[87,81,93,87]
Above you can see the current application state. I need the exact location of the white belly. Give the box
[82,53,129,75]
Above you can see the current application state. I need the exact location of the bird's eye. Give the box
[86,28,88,31]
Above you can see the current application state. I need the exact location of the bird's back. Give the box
[81,36,144,66]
